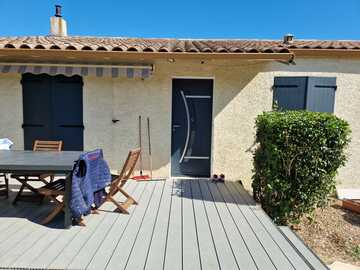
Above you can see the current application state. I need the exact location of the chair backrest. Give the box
[33,140,63,151]
[111,148,141,191]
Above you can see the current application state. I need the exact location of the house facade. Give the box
[0,31,360,189]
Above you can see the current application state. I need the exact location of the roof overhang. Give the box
[291,49,360,58]
[0,48,294,65]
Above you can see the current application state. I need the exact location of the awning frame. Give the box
[0,62,154,70]
[0,62,154,79]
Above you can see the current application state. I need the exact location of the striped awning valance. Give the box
[0,63,153,79]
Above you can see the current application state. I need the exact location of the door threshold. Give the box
[171,176,210,180]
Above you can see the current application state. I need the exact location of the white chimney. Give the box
[50,5,67,37]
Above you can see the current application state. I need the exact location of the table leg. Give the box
[12,176,43,205]
[64,173,72,228]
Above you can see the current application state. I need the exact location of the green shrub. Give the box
[252,111,351,225]
[348,244,360,260]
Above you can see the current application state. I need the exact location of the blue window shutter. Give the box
[273,77,307,110]
[306,77,336,113]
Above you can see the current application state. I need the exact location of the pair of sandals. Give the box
[210,174,225,182]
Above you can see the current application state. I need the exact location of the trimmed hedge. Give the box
[252,111,351,225]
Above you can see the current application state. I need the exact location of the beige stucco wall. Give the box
[83,74,172,176]
[1,57,360,190]
[0,73,23,150]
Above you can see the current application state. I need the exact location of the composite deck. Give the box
[0,178,328,270]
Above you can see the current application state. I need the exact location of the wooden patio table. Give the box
[0,150,82,228]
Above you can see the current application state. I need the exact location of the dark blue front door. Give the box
[22,73,84,151]
[171,79,213,177]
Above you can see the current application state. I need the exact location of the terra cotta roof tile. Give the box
[0,36,359,53]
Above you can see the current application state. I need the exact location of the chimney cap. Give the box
[55,5,62,17]
[283,33,294,44]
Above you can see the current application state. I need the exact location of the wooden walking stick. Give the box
[133,116,150,180]
[139,116,143,175]
[147,117,153,180]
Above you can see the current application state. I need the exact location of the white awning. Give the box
[0,63,153,79]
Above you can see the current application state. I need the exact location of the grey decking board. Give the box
[12,227,63,269]
[37,176,133,270]
[0,204,50,254]
[0,179,323,270]
[207,182,258,270]
[216,183,277,270]
[181,179,202,270]
[231,182,313,270]
[0,200,10,214]
[0,204,30,232]
[1,221,51,267]
[163,179,182,270]
[253,209,313,270]
[198,180,239,270]
[28,223,83,269]
[143,179,173,270]
[279,227,329,270]
[1,210,62,268]
[190,180,220,270]
[0,205,45,245]
[105,181,156,270]
[66,206,119,269]
[0,199,35,230]
[68,180,139,270]
[66,180,139,269]
[123,180,166,270]
[0,199,25,216]
[86,180,144,270]
[49,210,106,269]
[225,182,296,270]
[0,206,55,268]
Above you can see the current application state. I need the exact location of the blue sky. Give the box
[0,0,359,40]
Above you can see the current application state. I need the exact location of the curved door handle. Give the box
[172,124,181,132]
[179,91,190,164]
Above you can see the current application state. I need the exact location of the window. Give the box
[273,76,337,113]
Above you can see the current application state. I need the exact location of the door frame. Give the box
[170,76,215,178]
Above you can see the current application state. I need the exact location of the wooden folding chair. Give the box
[33,140,63,152]
[105,148,141,214]
[12,140,63,204]
[32,140,63,182]
[0,174,9,199]
[38,178,66,224]
[39,149,140,224]
[38,178,89,226]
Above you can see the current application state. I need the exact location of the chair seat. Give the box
[38,178,65,196]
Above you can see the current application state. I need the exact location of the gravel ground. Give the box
[290,199,360,266]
